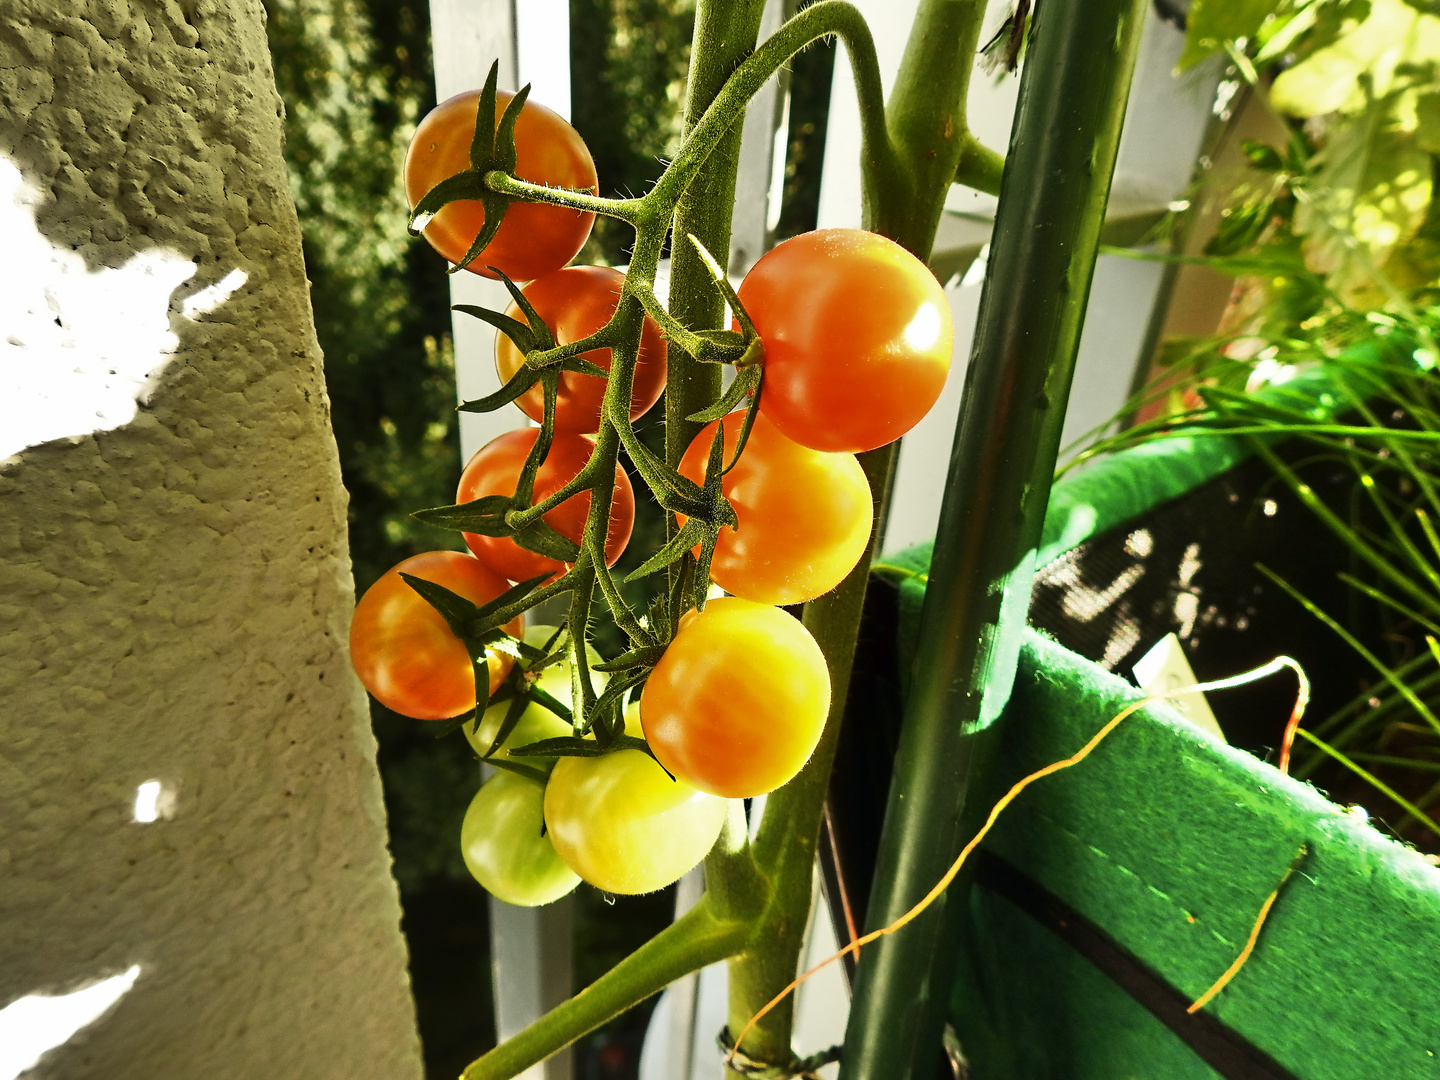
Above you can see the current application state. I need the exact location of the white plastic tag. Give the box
[1131,633,1226,742]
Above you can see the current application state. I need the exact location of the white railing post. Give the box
[426,5,576,1078]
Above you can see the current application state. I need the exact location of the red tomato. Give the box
[738,229,953,452]
[349,550,523,720]
[405,89,597,282]
[495,266,667,432]
[457,428,634,583]
[640,598,831,798]
[678,412,872,605]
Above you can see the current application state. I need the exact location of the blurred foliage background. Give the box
[259,1,831,1076]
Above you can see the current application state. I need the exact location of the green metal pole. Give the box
[839,0,1150,1075]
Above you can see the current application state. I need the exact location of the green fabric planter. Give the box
[876,332,1440,1079]
[885,544,1440,1078]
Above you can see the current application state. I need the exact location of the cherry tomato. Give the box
[678,411,872,605]
[461,771,580,906]
[738,229,953,453]
[463,625,606,764]
[349,550,523,720]
[496,266,667,433]
[405,89,597,282]
[543,707,728,894]
[641,598,830,798]
[457,428,635,583]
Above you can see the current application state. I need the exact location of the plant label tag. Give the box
[1132,633,1225,742]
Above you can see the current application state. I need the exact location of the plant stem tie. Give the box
[715,1027,840,1079]
[725,656,1310,1065]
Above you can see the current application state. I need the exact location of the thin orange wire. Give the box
[1186,843,1308,1014]
[1272,658,1311,774]
[726,655,1308,1066]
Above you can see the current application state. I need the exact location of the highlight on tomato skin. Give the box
[678,411,872,606]
[737,228,954,453]
[404,88,597,282]
[495,266,668,433]
[348,550,523,721]
[456,427,635,584]
[640,597,831,799]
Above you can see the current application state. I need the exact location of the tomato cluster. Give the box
[350,82,955,905]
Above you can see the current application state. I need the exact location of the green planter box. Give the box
[876,337,1440,1078]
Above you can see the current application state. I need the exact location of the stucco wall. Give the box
[0,1,424,1077]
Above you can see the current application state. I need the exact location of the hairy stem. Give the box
[458,897,753,1080]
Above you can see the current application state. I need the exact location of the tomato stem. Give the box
[457,895,754,1080]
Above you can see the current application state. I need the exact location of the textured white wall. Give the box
[0,2,423,1078]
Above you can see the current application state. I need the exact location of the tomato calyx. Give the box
[454,269,615,417]
[396,569,552,732]
[406,62,532,275]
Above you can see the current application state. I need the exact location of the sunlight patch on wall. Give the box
[0,965,141,1080]
[0,156,246,462]
[132,780,177,823]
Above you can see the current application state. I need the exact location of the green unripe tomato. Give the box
[543,708,728,895]
[463,625,606,764]
[460,771,580,906]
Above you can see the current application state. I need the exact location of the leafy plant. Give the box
[1076,0,1440,848]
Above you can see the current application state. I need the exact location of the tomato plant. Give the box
[640,597,831,798]
[678,410,872,605]
[464,625,606,763]
[457,428,635,583]
[738,228,954,453]
[405,89,597,282]
[349,550,522,720]
[495,266,668,432]
[461,770,581,907]
[543,708,728,895]
[360,0,1027,1060]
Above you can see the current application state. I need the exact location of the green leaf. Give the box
[408,171,489,231]
[453,303,541,353]
[470,573,554,628]
[1242,139,1286,172]
[593,643,668,672]
[1178,0,1283,71]
[484,692,534,757]
[512,519,582,562]
[624,517,709,582]
[687,363,760,424]
[560,356,612,379]
[399,572,481,638]
[723,374,764,475]
[508,736,616,758]
[1293,91,1433,305]
[455,366,546,414]
[430,708,478,740]
[528,684,575,725]
[411,494,514,534]
[1271,0,1433,118]
[622,434,711,517]
[478,755,551,784]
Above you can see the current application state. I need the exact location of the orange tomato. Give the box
[405,89,597,282]
[640,598,830,798]
[457,428,634,583]
[679,411,872,605]
[495,266,667,432]
[349,550,523,720]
